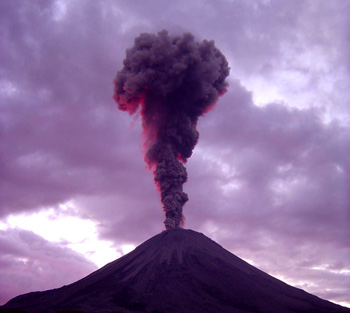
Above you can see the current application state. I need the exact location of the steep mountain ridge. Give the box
[2,229,349,313]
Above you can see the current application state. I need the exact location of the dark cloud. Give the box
[114,30,229,229]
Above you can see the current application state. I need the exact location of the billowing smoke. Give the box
[114,30,229,230]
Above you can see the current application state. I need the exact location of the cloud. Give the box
[183,80,350,304]
[0,0,349,307]
[0,0,141,217]
[0,228,96,305]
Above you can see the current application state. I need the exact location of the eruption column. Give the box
[114,30,229,229]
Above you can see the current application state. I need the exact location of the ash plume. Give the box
[114,30,229,229]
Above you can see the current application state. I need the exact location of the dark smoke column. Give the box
[114,30,229,230]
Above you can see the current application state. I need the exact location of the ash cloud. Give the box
[114,30,229,229]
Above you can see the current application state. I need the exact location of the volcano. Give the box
[2,229,349,313]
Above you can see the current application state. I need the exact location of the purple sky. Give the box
[1,0,349,307]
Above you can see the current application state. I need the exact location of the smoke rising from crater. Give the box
[114,30,229,229]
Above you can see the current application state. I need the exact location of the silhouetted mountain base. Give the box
[2,229,349,313]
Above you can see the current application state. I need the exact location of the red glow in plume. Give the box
[114,30,229,229]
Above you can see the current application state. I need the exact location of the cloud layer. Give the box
[1,0,349,307]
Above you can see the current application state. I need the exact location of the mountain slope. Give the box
[2,228,350,313]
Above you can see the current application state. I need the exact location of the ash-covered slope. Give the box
[2,229,349,313]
